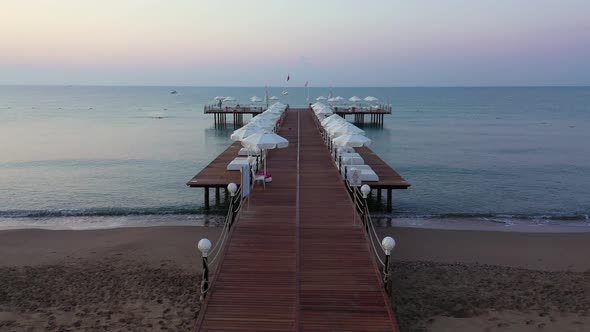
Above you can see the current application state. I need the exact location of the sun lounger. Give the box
[227,157,257,171]
[333,146,355,159]
[238,147,261,156]
[339,153,364,166]
[342,165,379,182]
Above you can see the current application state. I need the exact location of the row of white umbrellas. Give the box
[216,96,281,104]
[230,102,290,175]
[312,102,372,147]
[316,96,378,103]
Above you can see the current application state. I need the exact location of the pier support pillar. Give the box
[215,187,220,205]
[386,189,392,211]
[204,187,210,210]
[377,189,382,202]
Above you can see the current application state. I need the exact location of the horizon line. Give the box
[1,84,589,89]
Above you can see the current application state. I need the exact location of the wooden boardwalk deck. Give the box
[195,109,399,331]
[187,117,409,191]
[186,142,243,188]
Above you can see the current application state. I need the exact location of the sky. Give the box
[1,0,589,86]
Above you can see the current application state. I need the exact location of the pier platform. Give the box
[204,105,265,126]
[193,108,400,331]
[188,110,409,210]
[204,104,392,126]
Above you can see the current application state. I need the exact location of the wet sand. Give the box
[1,226,589,331]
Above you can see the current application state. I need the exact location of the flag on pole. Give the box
[287,74,290,81]
[304,81,308,87]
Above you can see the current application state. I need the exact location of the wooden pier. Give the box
[204,103,392,126]
[190,108,408,331]
[188,111,408,210]
[205,105,265,127]
[333,104,392,127]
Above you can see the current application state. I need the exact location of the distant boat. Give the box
[170,90,177,94]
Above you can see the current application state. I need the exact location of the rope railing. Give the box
[343,181,394,294]
[198,185,244,301]
[207,186,243,265]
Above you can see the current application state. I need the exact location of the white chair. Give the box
[251,168,266,189]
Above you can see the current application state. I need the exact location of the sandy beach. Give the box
[1,225,589,331]
[380,227,590,331]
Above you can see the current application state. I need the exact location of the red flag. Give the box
[287,74,290,81]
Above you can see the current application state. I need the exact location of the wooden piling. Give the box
[387,188,392,211]
[204,187,210,210]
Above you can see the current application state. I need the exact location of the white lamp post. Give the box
[361,184,371,199]
[227,182,237,197]
[198,238,212,299]
[381,236,396,292]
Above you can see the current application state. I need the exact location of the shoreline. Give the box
[1,226,588,331]
[1,214,589,233]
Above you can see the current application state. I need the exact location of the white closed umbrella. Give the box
[364,96,378,102]
[242,131,289,175]
[332,134,372,147]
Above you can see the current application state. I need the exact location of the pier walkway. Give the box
[194,109,399,331]
[188,111,409,210]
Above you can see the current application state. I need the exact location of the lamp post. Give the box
[227,182,237,197]
[381,236,396,292]
[360,184,371,230]
[227,182,238,229]
[361,184,371,199]
[198,238,212,301]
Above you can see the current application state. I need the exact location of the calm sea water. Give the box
[1,86,589,230]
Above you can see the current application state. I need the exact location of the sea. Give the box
[1,86,589,231]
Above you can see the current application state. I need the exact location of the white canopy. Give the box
[269,96,280,100]
[328,123,365,137]
[314,107,333,116]
[249,117,277,129]
[321,115,345,127]
[242,131,289,175]
[316,96,327,101]
[332,134,372,147]
[250,96,262,103]
[349,96,361,102]
[364,96,378,102]
[214,96,225,101]
[333,96,345,102]
[223,96,236,102]
[230,125,266,141]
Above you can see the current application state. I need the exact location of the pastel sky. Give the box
[1,0,589,86]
